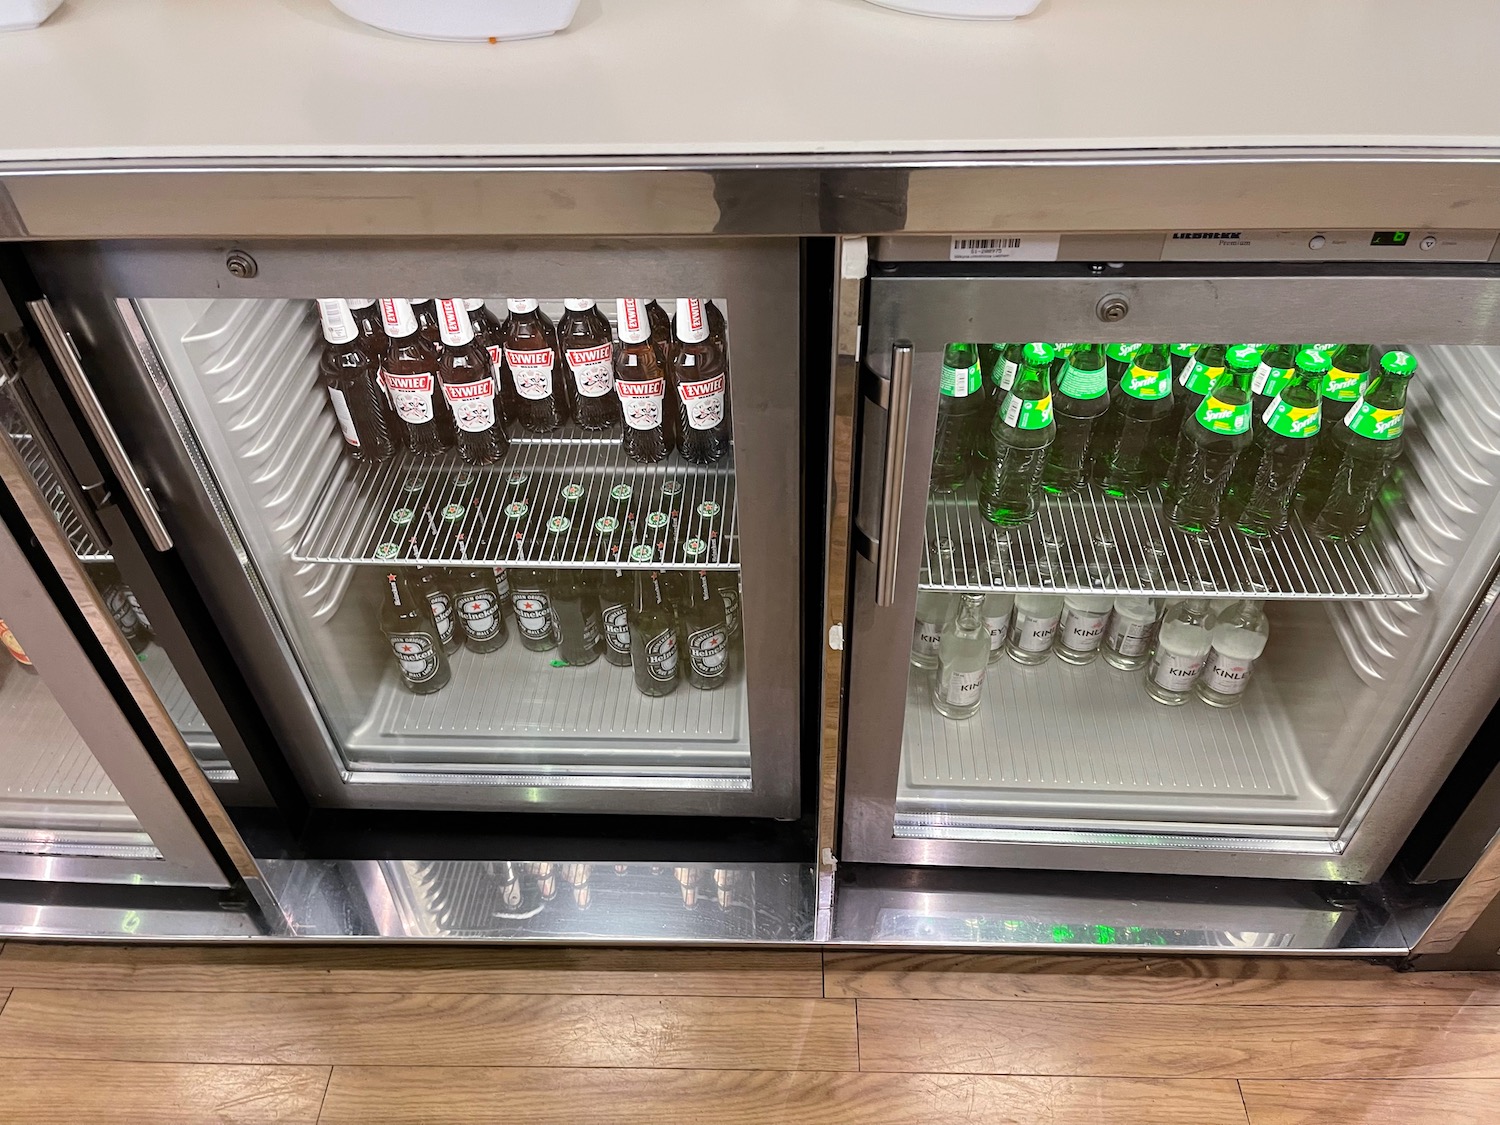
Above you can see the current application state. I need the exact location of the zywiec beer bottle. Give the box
[543,516,603,666]
[509,566,560,652]
[502,299,570,433]
[559,299,620,431]
[1299,349,1416,541]
[1041,342,1109,493]
[435,299,508,466]
[86,561,153,655]
[317,299,395,464]
[628,559,681,697]
[672,299,731,465]
[980,343,1055,525]
[379,568,452,694]
[411,299,442,346]
[412,564,461,656]
[348,300,398,438]
[467,300,515,426]
[1165,349,1255,534]
[1223,347,1328,537]
[614,299,672,464]
[379,299,448,455]
[1250,343,1298,420]
[646,299,674,371]
[683,567,730,690]
[1160,343,1228,489]
[1320,343,1372,427]
[591,516,634,667]
[1096,344,1174,497]
[931,342,985,493]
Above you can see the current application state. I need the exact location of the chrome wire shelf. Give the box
[921,480,1426,600]
[8,424,111,563]
[294,429,738,570]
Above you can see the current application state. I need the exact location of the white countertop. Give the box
[2,0,1499,163]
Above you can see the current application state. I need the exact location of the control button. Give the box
[1420,235,1438,250]
[1308,235,1327,250]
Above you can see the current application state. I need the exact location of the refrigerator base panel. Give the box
[346,638,751,780]
[898,656,1345,832]
[136,643,232,776]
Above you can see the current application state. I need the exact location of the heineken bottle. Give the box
[1159,343,1228,488]
[1165,350,1255,534]
[1320,343,1372,427]
[1250,343,1298,420]
[1224,347,1328,537]
[931,342,985,494]
[1299,349,1416,541]
[1041,342,1109,494]
[1095,344,1174,498]
[979,342,1055,525]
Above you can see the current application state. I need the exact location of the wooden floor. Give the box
[1,943,1498,1123]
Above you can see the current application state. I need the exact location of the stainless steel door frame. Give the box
[28,238,803,818]
[0,498,229,886]
[843,266,1500,878]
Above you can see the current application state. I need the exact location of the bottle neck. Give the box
[436,300,476,346]
[675,299,709,344]
[617,299,651,344]
[380,299,417,338]
[317,298,359,345]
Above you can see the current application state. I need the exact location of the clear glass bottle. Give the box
[911,590,953,670]
[1197,599,1270,707]
[1055,591,1114,665]
[982,590,1015,665]
[931,593,989,720]
[1101,595,1158,670]
[1145,598,1214,705]
[1006,592,1064,666]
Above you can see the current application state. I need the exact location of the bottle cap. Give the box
[644,511,670,530]
[696,501,721,518]
[463,299,485,311]
[617,299,651,344]
[1021,342,1056,368]
[1295,347,1334,372]
[563,299,595,312]
[594,515,620,534]
[374,542,400,559]
[560,483,586,502]
[436,299,475,346]
[676,299,710,344]
[506,299,539,314]
[507,471,529,488]
[1226,344,1263,370]
[610,483,633,502]
[546,516,571,534]
[1381,349,1419,377]
[504,501,528,520]
[661,480,683,497]
[441,503,466,523]
[683,537,707,558]
[389,507,414,527]
[347,298,376,309]
[629,543,655,563]
[379,298,418,337]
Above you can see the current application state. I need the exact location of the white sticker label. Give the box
[442,378,498,433]
[949,235,1061,262]
[566,343,616,398]
[1106,618,1156,657]
[937,664,986,706]
[1152,648,1206,691]
[1011,611,1060,653]
[506,347,556,401]
[617,377,666,430]
[383,371,436,424]
[912,619,943,658]
[985,611,1012,656]
[997,359,1019,391]
[1059,608,1109,653]
[680,373,727,430]
[1204,647,1255,695]
[326,387,360,446]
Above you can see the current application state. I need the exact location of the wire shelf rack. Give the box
[293,429,738,571]
[9,424,112,563]
[921,480,1426,600]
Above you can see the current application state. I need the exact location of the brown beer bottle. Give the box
[502,299,570,433]
[646,299,674,370]
[411,299,442,347]
[436,299,508,466]
[467,300,515,426]
[379,299,449,455]
[317,298,396,464]
[614,299,672,464]
[672,299,731,465]
[559,299,621,431]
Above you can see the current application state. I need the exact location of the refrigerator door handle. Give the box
[27,297,174,551]
[872,339,914,607]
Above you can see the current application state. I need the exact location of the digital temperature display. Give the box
[1371,231,1411,246]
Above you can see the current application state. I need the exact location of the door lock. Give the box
[1096,294,1130,323]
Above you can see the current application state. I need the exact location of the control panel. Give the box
[1158,229,1499,262]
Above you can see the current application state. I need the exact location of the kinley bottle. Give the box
[1145,598,1213,706]
[980,342,1055,525]
[1101,596,1158,670]
[435,299,508,466]
[379,298,448,455]
[379,567,452,695]
[1165,348,1256,534]
[1197,599,1270,707]
[614,299,673,464]
[502,299,570,433]
[1006,592,1063,666]
[1224,347,1328,537]
[629,561,681,697]
[1055,590,1114,665]
[559,299,620,431]
[317,298,395,463]
[911,589,953,670]
[1095,344,1174,497]
[930,593,989,720]
[673,298,732,465]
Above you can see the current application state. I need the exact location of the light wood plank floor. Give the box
[1,942,1498,1124]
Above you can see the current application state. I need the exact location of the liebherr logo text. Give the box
[1172,232,1244,240]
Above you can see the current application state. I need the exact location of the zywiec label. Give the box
[442,378,498,433]
[602,603,631,656]
[326,387,361,447]
[1195,394,1251,436]
[1151,648,1206,691]
[643,627,679,682]
[389,633,441,685]
[688,623,729,682]
[1001,392,1054,430]
[1179,359,1224,395]
[383,371,436,424]
[1059,608,1109,653]
[513,591,554,642]
[1203,647,1255,695]
[911,618,943,659]
[1012,611,1059,653]
[426,590,455,646]
[566,343,616,398]
[985,610,1012,656]
[1122,364,1172,400]
[680,373,728,430]
[1251,361,1293,398]
[456,587,502,642]
[485,344,504,379]
[1322,368,1364,403]
[1106,617,1156,657]
[1263,396,1322,439]
[1057,363,1108,400]
[617,377,666,430]
[1343,397,1405,441]
[940,361,983,398]
[937,664,986,707]
[505,347,556,401]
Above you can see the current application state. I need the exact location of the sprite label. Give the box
[1057,363,1108,400]
[1251,361,1293,398]
[1179,359,1224,395]
[1194,394,1250,436]
[1262,395,1321,439]
[1000,392,1053,430]
[1122,363,1172,400]
[1323,369,1364,402]
[940,360,983,398]
[1343,397,1405,440]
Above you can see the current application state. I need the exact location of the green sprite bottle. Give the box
[1168,343,1200,380]
[1224,347,1328,537]
[931,342,985,494]
[1165,350,1255,533]
[1160,343,1229,487]
[980,342,1055,525]
[1095,343,1173,498]
[1042,343,1109,494]
[1320,343,1372,426]
[1104,343,1144,394]
[1299,349,1415,541]
[1250,343,1298,420]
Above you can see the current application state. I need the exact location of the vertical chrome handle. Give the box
[876,340,914,607]
[27,298,173,551]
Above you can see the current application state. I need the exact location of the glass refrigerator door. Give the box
[844,266,1500,880]
[31,240,802,818]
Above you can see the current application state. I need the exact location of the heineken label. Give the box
[1000,392,1053,430]
[1122,364,1172,400]
[1179,359,1224,395]
[1322,368,1364,402]
[1343,396,1405,440]
[1251,361,1293,398]
[1262,395,1321,439]
[940,361,983,398]
[1195,394,1250,436]
[513,590,554,641]
[720,586,741,638]
[602,602,631,655]
[427,590,455,646]
[688,623,729,682]
[643,627,679,682]
[1057,363,1108,400]
[996,359,1020,391]
[389,632,441,684]
[456,586,502,642]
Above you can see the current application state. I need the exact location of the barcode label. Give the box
[949,234,1061,262]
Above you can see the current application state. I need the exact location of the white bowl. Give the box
[327,0,581,41]
[862,0,1041,18]
[0,0,62,31]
